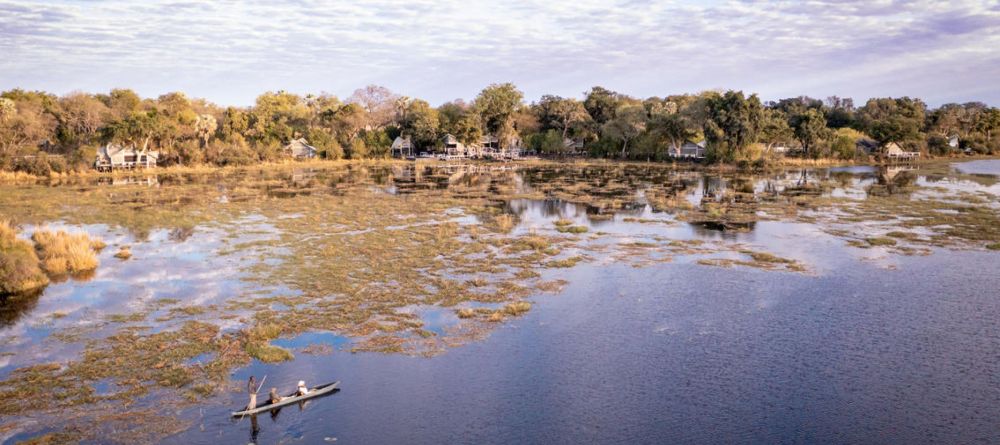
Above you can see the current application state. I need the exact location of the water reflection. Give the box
[0,289,43,329]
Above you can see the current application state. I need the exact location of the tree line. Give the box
[1,83,998,174]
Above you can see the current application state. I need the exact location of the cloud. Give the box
[0,0,997,106]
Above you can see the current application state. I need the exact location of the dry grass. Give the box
[491,213,517,233]
[114,247,133,260]
[455,308,477,319]
[31,228,100,275]
[0,220,49,294]
[502,301,532,316]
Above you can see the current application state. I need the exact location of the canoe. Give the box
[232,381,339,416]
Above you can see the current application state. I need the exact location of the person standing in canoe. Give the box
[247,376,257,410]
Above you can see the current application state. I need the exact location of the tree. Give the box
[473,83,523,148]
[757,108,794,153]
[791,108,830,156]
[102,109,173,153]
[0,93,58,156]
[825,96,855,129]
[102,88,142,120]
[194,114,217,147]
[974,107,1000,143]
[249,91,310,145]
[602,104,647,158]
[650,112,694,156]
[324,103,367,145]
[220,107,250,141]
[453,114,483,146]
[400,99,439,149]
[702,91,764,162]
[857,97,926,147]
[347,85,398,130]
[538,95,590,140]
[54,93,108,147]
[583,86,622,125]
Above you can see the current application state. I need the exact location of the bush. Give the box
[13,153,52,176]
[175,139,204,165]
[46,156,67,174]
[0,220,49,294]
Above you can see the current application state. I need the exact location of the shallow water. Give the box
[1,160,1000,444]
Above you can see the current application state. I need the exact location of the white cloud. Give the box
[0,0,997,105]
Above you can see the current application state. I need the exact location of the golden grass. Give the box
[0,220,49,294]
[114,247,132,260]
[31,228,100,275]
[502,301,532,316]
[491,213,516,233]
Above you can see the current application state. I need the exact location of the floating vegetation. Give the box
[556,225,589,234]
[114,246,133,260]
[866,237,898,247]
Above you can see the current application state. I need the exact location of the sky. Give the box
[1,0,998,107]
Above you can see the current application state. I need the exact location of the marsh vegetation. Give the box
[0,159,999,442]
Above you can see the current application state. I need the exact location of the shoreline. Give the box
[1,154,998,183]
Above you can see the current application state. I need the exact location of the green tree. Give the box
[650,112,695,156]
[974,107,1000,143]
[703,91,764,162]
[538,95,590,140]
[602,104,647,158]
[758,108,794,153]
[473,83,523,148]
[791,108,830,157]
[857,97,926,147]
[249,91,310,145]
[583,86,622,125]
[400,99,439,149]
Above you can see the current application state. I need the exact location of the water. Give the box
[177,254,1000,444]
[2,161,1000,444]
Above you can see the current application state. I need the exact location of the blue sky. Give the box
[1,0,998,107]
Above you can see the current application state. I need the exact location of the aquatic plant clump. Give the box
[31,228,100,275]
[0,220,49,294]
[114,246,132,260]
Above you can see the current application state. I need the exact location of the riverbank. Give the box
[3,154,999,184]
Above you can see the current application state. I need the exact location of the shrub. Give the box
[13,154,51,176]
[0,220,49,294]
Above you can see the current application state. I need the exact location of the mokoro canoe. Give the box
[232,381,339,416]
